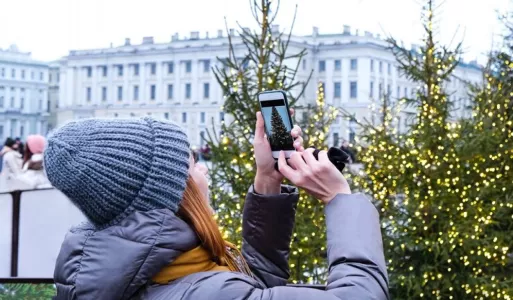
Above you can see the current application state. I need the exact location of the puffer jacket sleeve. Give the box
[241,184,299,287]
[176,192,390,300]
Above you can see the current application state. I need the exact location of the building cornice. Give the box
[0,60,49,68]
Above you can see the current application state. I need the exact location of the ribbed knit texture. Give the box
[43,117,190,227]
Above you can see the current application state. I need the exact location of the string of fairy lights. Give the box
[348,2,513,299]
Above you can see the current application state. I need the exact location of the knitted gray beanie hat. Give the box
[43,117,191,227]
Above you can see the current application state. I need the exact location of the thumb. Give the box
[255,111,265,140]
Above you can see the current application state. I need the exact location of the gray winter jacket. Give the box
[53,185,389,299]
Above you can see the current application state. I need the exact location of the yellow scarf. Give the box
[152,245,232,284]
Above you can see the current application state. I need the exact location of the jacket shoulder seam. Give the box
[71,232,94,286]
[120,212,167,298]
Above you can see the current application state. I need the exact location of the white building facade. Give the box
[54,26,483,148]
[0,45,50,142]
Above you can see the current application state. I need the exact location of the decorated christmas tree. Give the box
[350,0,513,298]
[289,82,338,283]
[206,0,309,245]
[206,0,336,284]
[269,106,292,149]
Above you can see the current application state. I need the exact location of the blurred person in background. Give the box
[15,137,24,155]
[16,134,52,189]
[1,137,23,192]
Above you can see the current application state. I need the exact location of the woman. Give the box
[45,115,389,300]
[17,134,52,189]
[1,137,23,192]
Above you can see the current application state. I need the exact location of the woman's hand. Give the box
[253,110,303,195]
[278,148,351,204]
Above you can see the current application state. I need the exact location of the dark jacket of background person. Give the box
[53,185,389,300]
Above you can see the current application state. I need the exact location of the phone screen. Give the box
[260,98,294,151]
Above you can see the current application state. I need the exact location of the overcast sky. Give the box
[0,0,510,63]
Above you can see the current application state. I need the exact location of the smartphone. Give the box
[257,90,295,159]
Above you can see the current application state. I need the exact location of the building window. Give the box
[20,97,24,110]
[0,87,4,107]
[168,62,174,74]
[200,131,206,146]
[164,112,170,120]
[396,86,400,98]
[11,69,15,78]
[370,59,374,72]
[134,64,140,76]
[200,112,206,124]
[150,85,156,100]
[86,67,92,78]
[118,65,123,76]
[379,61,383,73]
[387,84,391,96]
[241,59,249,70]
[333,132,339,147]
[185,61,192,73]
[334,60,341,71]
[0,68,4,77]
[334,82,341,98]
[219,112,225,122]
[182,112,187,123]
[388,63,391,75]
[117,86,123,101]
[302,59,307,70]
[319,60,326,72]
[370,81,374,98]
[150,63,156,75]
[379,83,383,96]
[86,87,92,102]
[350,59,357,71]
[349,120,356,143]
[21,70,25,79]
[203,60,210,72]
[102,66,107,77]
[167,84,174,99]
[185,83,191,99]
[102,87,107,101]
[133,85,139,101]
[40,72,44,81]
[350,81,357,99]
[39,90,43,110]
[404,87,408,98]
[320,82,326,95]
[31,71,34,79]
[10,96,14,108]
[20,126,24,138]
[203,83,210,99]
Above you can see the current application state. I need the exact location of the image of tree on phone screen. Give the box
[262,105,293,150]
